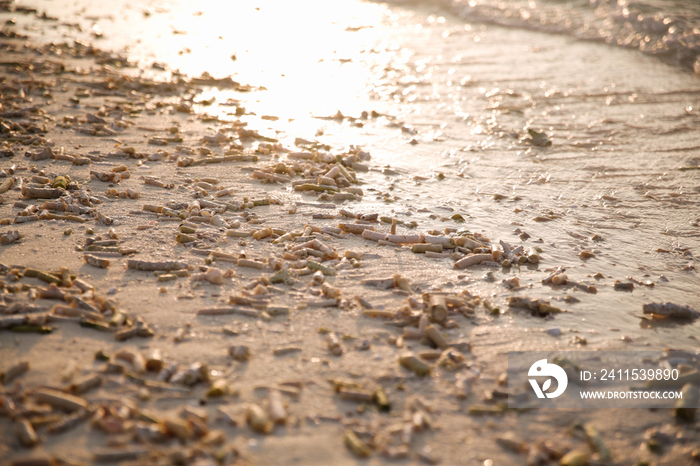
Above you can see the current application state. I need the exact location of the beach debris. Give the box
[273,346,302,356]
[92,447,148,463]
[362,274,412,292]
[163,417,193,440]
[246,404,273,434]
[307,260,336,276]
[579,250,595,259]
[0,177,15,194]
[412,243,442,253]
[374,386,391,412]
[33,388,89,412]
[326,332,344,356]
[454,254,492,269]
[551,273,568,286]
[559,449,589,466]
[613,280,634,291]
[68,375,102,394]
[2,361,29,384]
[229,345,251,362]
[21,186,63,199]
[191,267,225,285]
[542,267,565,284]
[584,424,612,462]
[437,348,466,371]
[0,230,22,245]
[268,389,287,424]
[16,418,39,447]
[427,294,448,323]
[425,325,448,349]
[84,254,110,268]
[362,277,396,290]
[643,302,699,320]
[674,383,699,421]
[207,379,230,398]
[526,129,552,147]
[509,297,562,316]
[495,432,527,453]
[524,247,540,263]
[344,430,372,458]
[399,353,431,377]
[127,260,187,271]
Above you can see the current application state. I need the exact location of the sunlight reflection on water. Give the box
[33,0,391,136]
[146,0,387,133]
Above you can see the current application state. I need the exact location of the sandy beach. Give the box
[1,0,699,464]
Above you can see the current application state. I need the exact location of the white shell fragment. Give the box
[191,268,225,285]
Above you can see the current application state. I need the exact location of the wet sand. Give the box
[1,1,699,465]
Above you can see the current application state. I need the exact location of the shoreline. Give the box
[1,1,699,465]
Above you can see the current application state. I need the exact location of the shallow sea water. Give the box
[15,0,700,350]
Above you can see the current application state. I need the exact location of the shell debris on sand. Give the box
[643,302,699,320]
[1,4,698,465]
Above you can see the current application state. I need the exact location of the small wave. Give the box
[429,0,700,74]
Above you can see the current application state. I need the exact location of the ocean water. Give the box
[5,0,699,349]
[430,0,700,72]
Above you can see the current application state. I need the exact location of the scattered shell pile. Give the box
[0,3,698,464]
[0,263,153,340]
[1,347,249,465]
